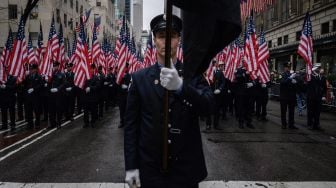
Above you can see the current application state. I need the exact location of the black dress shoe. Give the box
[206,125,211,130]
[309,126,324,131]
[246,123,255,129]
[239,123,244,129]
[288,125,298,130]
[281,125,287,129]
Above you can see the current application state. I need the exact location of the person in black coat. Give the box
[64,63,76,121]
[23,64,43,129]
[48,61,66,129]
[97,65,106,119]
[105,67,116,110]
[124,14,214,188]
[117,64,131,128]
[279,62,298,129]
[306,64,327,130]
[255,80,270,121]
[211,61,226,130]
[83,64,100,128]
[0,74,17,132]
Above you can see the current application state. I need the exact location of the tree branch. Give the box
[21,0,39,24]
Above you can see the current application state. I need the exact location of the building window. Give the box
[80,5,83,14]
[64,14,67,27]
[56,9,61,23]
[8,4,18,19]
[29,5,38,19]
[64,0,67,3]
[321,22,329,34]
[296,31,301,41]
[30,32,39,45]
[70,0,73,8]
[277,37,282,46]
[268,40,272,48]
[284,35,288,44]
[76,0,79,13]
[333,20,336,32]
[97,0,102,6]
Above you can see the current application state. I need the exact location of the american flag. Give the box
[128,37,139,74]
[69,32,77,64]
[92,17,103,72]
[73,17,91,89]
[205,61,216,84]
[224,39,241,82]
[0,28,14,83]
[240,0,275,21]
[27,34,37,65]
[57,23,66,71]
[40,15,59,78]
[90,16,101,35]
[8,17,27,82]
[116,16,129,85]
[258,31,270,83]
[297,12,313,81]
[75,9,92,32]
[36,22,45,65]
[244,16,259,73]
[143,33,155,67]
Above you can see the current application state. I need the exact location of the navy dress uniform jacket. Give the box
[124,63,214,188]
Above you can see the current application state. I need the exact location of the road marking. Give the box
[0,120,27,134]
[0,114,83,159]
[0,181,336,188]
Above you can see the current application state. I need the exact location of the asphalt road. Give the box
[0,101,336,183]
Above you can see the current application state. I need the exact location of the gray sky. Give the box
[143,0,164,31]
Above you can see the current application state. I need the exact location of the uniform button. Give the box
[183,99,186,103]
[186,102,189,105]
[169,109,171,112]
[190,104,193,107]
[168,140,171,144]
[168,124,171,128]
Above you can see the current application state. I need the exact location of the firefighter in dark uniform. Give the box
[83,64,100,128]
[233,66,255,129]
[117,64,131,128]
[16,82,25,121]
[255,79,270,121]
[23,64,43,129]
[280,62,298,129]
[211,61,226,130]
[105,67,116,110]
[0,73,17,132]
[40,75,49,122]
[64,63,76,121]
[97,65,105,119]
[48,61,66,129]
[124,14,214,188]
[306,63,327,130]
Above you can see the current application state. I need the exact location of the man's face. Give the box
[153,30,180,59]
[53,65,59,72]
[219,64,224,71]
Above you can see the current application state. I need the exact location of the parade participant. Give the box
[255,79,269,121]
[48,61,66,129]
[233,66,255,129]
[23,64,43,129]
[97,65,106,119]
[211,60,226,130]
[83,64,100,128]
[40,74,49,122]
[124,14,214,188]
[117,63,131,128]
[64,63,76,121]
[280,62,298,129]
[105,67,116,110]
[307,63,327,130]
[0,68,17,132]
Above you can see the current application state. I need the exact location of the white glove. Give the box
[66,87,72,92]
[50,88,58,93]
[246,82,253,88]
[214,89,221,94]
[27,88,34,94]
[45,77,48,82]
[289,73,296,79]
[291,79,297,84]
[44,83,48,87]
[85,87,90,93]
[121,84,128,89]
[261,84,267,88]
[109,84,113,87]
[0,84,6,89]
[104,82,108,85]
[228,90,231,94]
[322,97,326,101]
[125,169,141,188]
[160,61,183,90]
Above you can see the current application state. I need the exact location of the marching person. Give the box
[97,65,105,119]
[306,63,327,130]
[23,64,43,129]
[40,75,49,122]
[117,63,131,128]
[105,67,117,110]
[280,62,298,129]
[64,63,76,121]
[255,79,269,122]
[83,64,100,128]
[124,14,214,188]
[0,70,17,132]
[48,61,66,129]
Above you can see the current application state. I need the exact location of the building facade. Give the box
[132,0,143,47]
[254,0,336,76]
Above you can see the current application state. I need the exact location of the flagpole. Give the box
[162,0,173,173]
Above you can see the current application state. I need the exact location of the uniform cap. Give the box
[150,14,182,34]
[53,61,60,67]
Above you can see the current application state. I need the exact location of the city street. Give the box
[1,101,336,188]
